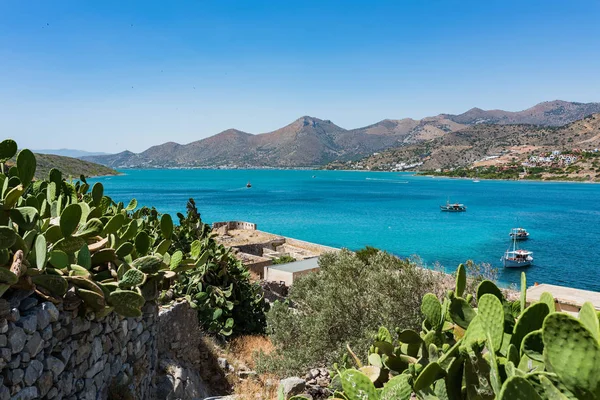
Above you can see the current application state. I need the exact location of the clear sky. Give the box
[2,0,600,153]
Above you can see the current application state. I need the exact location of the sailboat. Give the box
[501,235,533,268]
[473,168,480,183]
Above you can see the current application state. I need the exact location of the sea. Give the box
[89,169,600,291]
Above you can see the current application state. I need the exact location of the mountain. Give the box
[345,113,600,171]
[442,100,600,126]
[33,149,109,158]
[6,153,119,179]
[83,100,600,169]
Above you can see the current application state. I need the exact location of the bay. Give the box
[90,169,600,291]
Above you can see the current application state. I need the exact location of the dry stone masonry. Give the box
[0,290,158,400]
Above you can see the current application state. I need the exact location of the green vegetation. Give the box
[272,255,297,265]
[0,138,264,337]
[329,267,600,399]
[7,152,118,179]
[256,249,447,376]
[422,164,591,182]
[160,198,266,336]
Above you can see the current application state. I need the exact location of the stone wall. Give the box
[0,290,158,400]
[211,221,257,231]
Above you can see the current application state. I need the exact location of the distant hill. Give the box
[83,100,600,169]
[342,113,600,171]
[442,100,600,126]
[8,153,119,179]
[34,149,109,158]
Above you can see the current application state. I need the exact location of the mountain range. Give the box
[34,149,109,158]
[346,113,600,171]
[83,100,600,169]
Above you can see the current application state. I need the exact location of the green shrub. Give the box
[256,249,446,376]
[161,198,266,336]
[332,268,600,400]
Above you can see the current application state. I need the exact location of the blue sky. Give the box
[2,0,600,153]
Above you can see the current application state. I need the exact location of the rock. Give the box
[310,368,320,379]
[8,326,26,354]
[44,356,66,378]
[91,338,102,363]
[280,377,306,398]
[75,342,91,364]
[16,314,37,334]
[18,298,38,313]
[7,308,20,323]
[42,302,60,323]
[70,318,89,335]
[85,360,105,379]
[217,357,229,370]
[21,352,30,363]
[316,377,329,387]
[36,371,53,397]
[24,360,43,386]
[41,325,52,341]
[8,355,21,369]
[0,334,6,347]
[0,319,8,334]
[24,332,44,357]
[36,307,51,331]
[9,386,38,400]
[237,370,257,379]
[0,348,10,361]
[6,368,24,385]
[0,385,9,400]
[46,387,58,399]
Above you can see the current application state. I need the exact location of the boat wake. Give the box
[366,178,409,184]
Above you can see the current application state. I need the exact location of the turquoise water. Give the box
[90,170,600,291]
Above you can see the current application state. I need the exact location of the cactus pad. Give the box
[131,255,163,273]
[340,369,378,400]
[16,149,36,187]
[74,218,103,238]
[0,227,17,249]
[76,288,106,311]
[119,268,147,288]
[478,294,504,352]
[59,204,82,237]
[108,290,145,318]
[380,374,411,400]
[31,274,68,296]
[0,139,17,162]
[449,297,476,329]
[521,329,544,362]
[414,361,445,392]
[160,214,173,239]
[543,312,600,398]
[53,236,86,254]
[511,302,549,350]
[498,376,541,400]
[455,263,466,298]
[422,293,442,330]
[578,301,600,341]
[476,280,504,302]
[0,267,18,285]
[539,292,555,313]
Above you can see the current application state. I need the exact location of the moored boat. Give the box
[509,227,529,240]
[501,235,533,268]
[246,182,252,188]
[440,200,466,212]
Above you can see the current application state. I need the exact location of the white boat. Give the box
[440,200,466,212]
[501,235,533,268]
[509,227,529,240]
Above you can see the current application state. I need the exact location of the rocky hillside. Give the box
[7,153,119,179]
[442,100,600,126]
[83,100,600,169]
[345,113,600,171]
